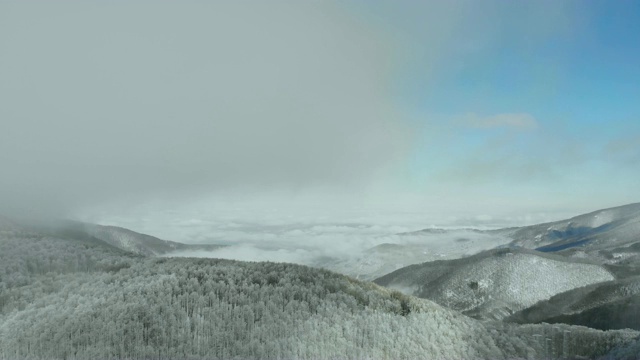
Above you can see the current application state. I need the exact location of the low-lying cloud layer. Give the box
[85,199,572,268]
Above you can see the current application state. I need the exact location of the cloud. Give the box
[0,0,606,223]
[462,113,538,131]
[0,0,410,217]
[133,206,559,267]
[166,245,317,265]
[411,111,590,203]
[106,207,421,266]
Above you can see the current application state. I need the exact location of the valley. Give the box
[3,203,640,359]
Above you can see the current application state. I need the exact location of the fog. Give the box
[0,0,409,218]
[82,196,565,269]
[1,0,624,263]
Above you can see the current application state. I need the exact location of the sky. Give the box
[1,0,639,233]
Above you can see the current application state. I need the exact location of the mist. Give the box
[2,0,632,228]
[0,0,409,219]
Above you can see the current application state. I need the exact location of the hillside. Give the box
[504,203,640,260]
[374,248,614,320]
[27,220,226,257]
[343,203,640,282]
[507,276,640,330]
[3,255,637,360]
[322,228,511,281]
[2,218,639,359]
[541,295,640,332]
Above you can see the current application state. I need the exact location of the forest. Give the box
[2,222,640,359]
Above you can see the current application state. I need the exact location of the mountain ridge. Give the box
[3,210,640,359]
[374,247,615,320]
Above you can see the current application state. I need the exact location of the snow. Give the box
[378,250,615,320]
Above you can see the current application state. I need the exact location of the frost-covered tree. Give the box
[1,222,639,359]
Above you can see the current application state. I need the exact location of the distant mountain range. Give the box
[31,220,226,256]
[501,202,640,261]
[370,202,640,333]
[322,203,640,283]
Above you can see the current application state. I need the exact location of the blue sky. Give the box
[341,0,640,214]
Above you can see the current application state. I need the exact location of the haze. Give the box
[2,0,639,231]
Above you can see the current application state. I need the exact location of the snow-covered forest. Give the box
[2,223,640,359]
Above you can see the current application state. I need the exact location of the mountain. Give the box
[3,216,639,359]
[374,248,615,320]
[322,228,511,281]
[502,203,640,261]
[367,203,640,337]
[33,220,225,256]
[541,294,640,332]
[507,276,640,330]
[320,203,640,283]
[391,203,640,266]
[0,219,137,294]
[3,255,636,360]
[80,222,226,256]
[326,203,640,282]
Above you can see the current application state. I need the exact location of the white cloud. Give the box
[166,245,316,264]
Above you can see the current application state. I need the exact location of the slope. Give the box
[2,219,638,359]
[507,276,640,330]
[374,248,614,320]
[504,203,640,261]
[1,257,637,360]
[541,295,640,332]
[28,220,225,257]
[322,228,511,281]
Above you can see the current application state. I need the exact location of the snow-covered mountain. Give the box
[502,202,640,260]
[507,275,640,330]
[321,228,511,280]
[386,203,640,265]
[4,215,640,359]
[82,222,227,256]
[326,203,640,282]
[42,220,225,256]
[374,248,615,320]
[540,294,640,332]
